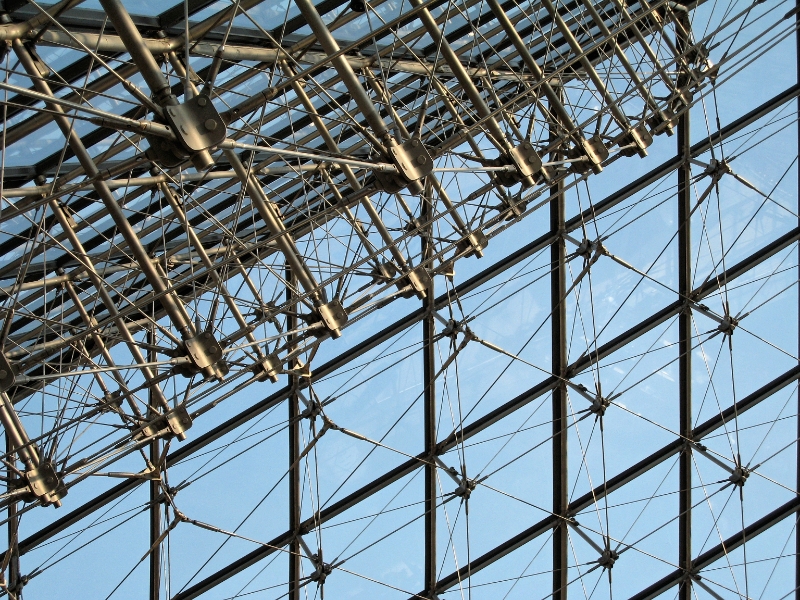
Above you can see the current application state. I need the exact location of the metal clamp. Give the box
[24,460,67,506]
[138,404,193,440]
[254,354,282,383]
[317,300,348,338]
[390,137,434,182]
[397,266,431,299]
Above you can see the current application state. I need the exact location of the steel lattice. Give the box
[0,0,798,598]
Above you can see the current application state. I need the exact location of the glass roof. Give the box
[0,0,799,598]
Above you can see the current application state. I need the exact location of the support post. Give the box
[677,75,693,600]
[149,326,161,600]
[288,266,301,600]
[550,90,568,600]
[6,435,19,600]
[795,0,800,594]
[423,186,437,598]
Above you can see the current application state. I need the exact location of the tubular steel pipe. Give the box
[293,0,393,144]
[408,0,513,153]
[13,39,196,397]
[224,149,326,306]
[549,89,569,600]
[677,26,693,600]
[422,189,438,600]
[98,0,177,106]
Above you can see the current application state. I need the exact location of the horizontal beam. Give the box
[432,364,800,595]
[173,225,800,599]
[12,82,798,573]
[630,496,800,600]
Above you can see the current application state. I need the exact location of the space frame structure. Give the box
[0,0,799,597]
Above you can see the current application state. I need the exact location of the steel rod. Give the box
[550,87,569,600]
[677,26,693,600]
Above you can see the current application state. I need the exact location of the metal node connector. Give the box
[23,460,67,507]
[254,354,282,383]
[138,404,193,440]
[457,231,489,259]
[397,266,432,299]
[0,353,17,392]
[145,94,225,169]
[570,136,609,174]
[620,122,654,157]
[508,141,543,187]
[176,331,229,380]
[317,300,348,338]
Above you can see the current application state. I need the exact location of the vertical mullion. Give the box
[288,266,301,600]
[677,72,693,600]
[551,88,569,600]
[149,326,161,600]
[423,185,438,599]
[795,0,800,594]
[7,435,19,600]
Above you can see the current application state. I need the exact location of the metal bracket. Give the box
[24,460,66,506]
[183,331,225,371]
[389,138,433,182]
[254,353,282,383]
[0,353,17,392]
[397,266,431,299]
[456,231,488,258]
[317,299,348,338]
[138,404,193,439]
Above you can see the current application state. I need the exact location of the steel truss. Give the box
[0,0,798,598]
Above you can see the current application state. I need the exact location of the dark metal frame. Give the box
[0,0,797,597]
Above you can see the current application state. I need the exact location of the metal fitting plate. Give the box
[184,331,224,370]
[165,94,227,153]
[509,141,542,178]
[255,354,282,383]
[0,353,16,392]
[26,461,61,498]
[318,300,348,334]
[390,138,433,182]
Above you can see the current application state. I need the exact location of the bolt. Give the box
[205,119,218,131]
[197,96,208,107]
[417,155,427,164]
[528,156,538,164]
[411,138,420,147]
[0,370,7,378]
